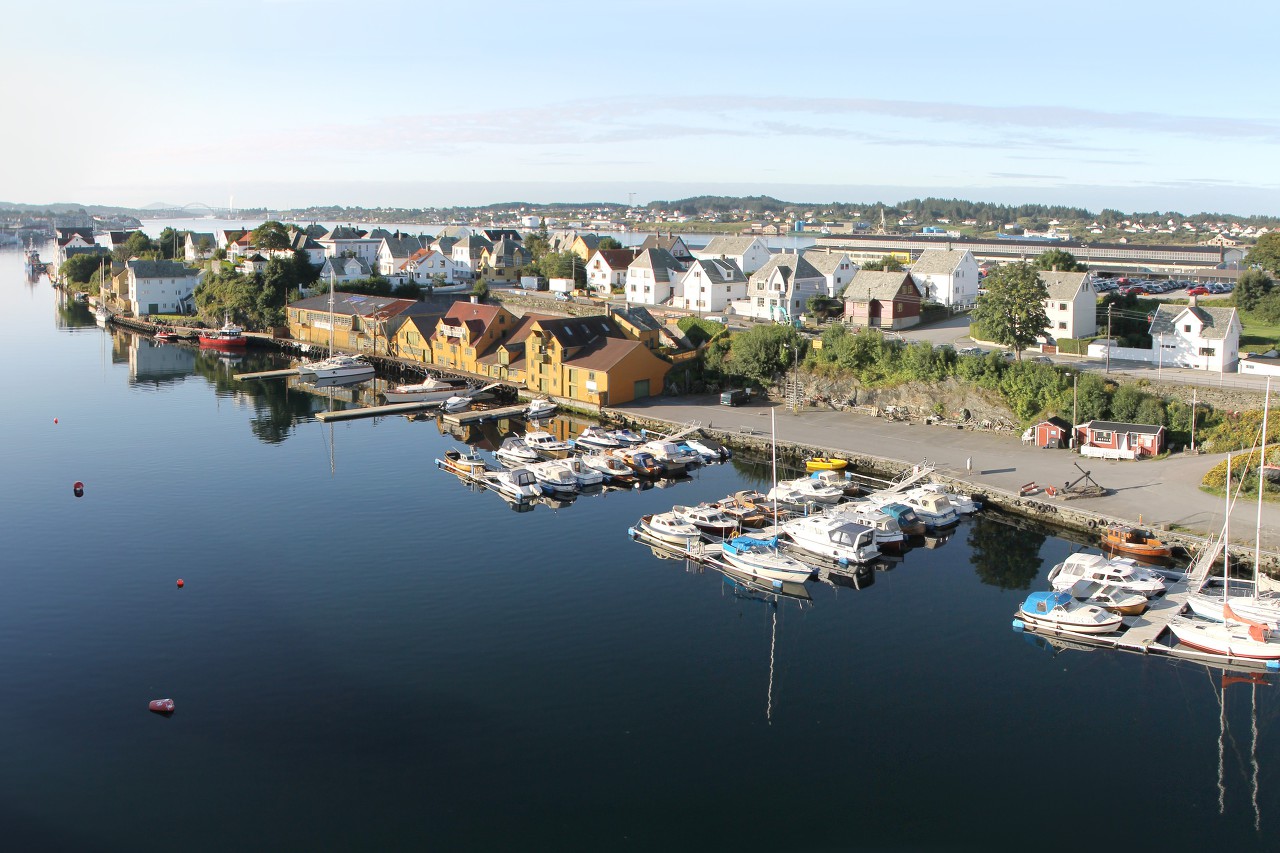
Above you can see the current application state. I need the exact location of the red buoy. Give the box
[176,579,184,588]
[148,698,175,714]
[73,481,84,497]
[54,418,58,424]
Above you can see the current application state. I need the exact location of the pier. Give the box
[441,403,529,425]
[315,400,444,422]
[234,368,301,380]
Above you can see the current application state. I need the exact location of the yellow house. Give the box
[570,234,602,261]
[477,239,533,284]
[429,301,517,374]
[286,292,436,355]
[392,315,436,364]
[609,305,663,349]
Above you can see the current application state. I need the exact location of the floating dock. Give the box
[316,401,444,422]
[234,368,301,380]
[441,404,529,425]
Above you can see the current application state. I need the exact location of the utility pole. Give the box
[1106,303,1112,374]
[1191,388,1197,452]
[1072,372,1078,429]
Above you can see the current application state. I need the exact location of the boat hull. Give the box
[1017,609,1123,635]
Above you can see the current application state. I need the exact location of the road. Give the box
[614,394,1280,551]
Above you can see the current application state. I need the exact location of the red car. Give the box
[1187,286,1210,296]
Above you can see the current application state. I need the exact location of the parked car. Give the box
[958,346,987,356]
[1031,355,1053,365]
[1187,286,1210,296]
[720,389,750,406]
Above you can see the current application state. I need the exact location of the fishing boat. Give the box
[1101,523,1174,560]
[714,491,770,529]
[780,515,880,565]
[672,504,740,538]
[1046,552,1167,598]
[495,437,541,466]
[526,460,579,495]
[639,512,702,547]
[485,467,542,501]
[579,452,636,484]
[199,317,248,349]
[438,447,491,478]
[573,426,622,450]
[524,430,573,458]
[720,535,815,584]
[383,376,468,404]
[805,456,848,472]
[525,397,557,419]
[1016,591,1124,634]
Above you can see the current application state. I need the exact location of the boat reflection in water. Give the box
[719,566,811,724]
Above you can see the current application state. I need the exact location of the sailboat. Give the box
[93,259,111,327]
[719,409,815,584]
[1170,387,1280,660]
[297,269,375,381]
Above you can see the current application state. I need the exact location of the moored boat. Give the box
[579,452,637,484]
[672,504,740,537]
[714,491,770,529]
[1101,523,1174,560]
[525,397,557,419]
[779,514,880,565]
[1017,591,1124,634]
[640,512,702,548]
[383,376,468,403]
[297,353,375,381]
[1066,579,1149,616]
[496,437,542,466]
[199,321,248,349]
[525,430,573,459]
[527,460,580,494]
[719,535,815,584]
[805,456,848,471]
[574,426,622,450]
[485,467,542,501]
[438,447,491,478]
[828,503,905,551]
[1047,552,1167,598]
[616,449,665,478]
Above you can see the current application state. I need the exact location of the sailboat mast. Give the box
[328,268,336,357]
[770,408,779,533]
[1254,379,1270,601]
[1225,454,1231,600]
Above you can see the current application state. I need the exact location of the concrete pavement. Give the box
[615,394,1280,552]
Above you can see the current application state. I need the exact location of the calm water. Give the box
[3,246,1276,852]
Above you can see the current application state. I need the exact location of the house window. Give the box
[757,297,765,307]
[1199,347,1216,357]
[1184,325,1192,333]
[1059,303,1067,311]
[1058,322,1067,330]
[1093,430,1113,445]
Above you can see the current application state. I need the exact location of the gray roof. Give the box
[801,249,852,276]
[288,292,433,320]
[612,305,663,332]
[431,236,459,254]
[1149,304,1239,340]
[323,226,369,241]
[748,253,823,288]
[685,256,744,285]
[700,235,764,256]
[126,259,199,278]
[436,225,471,240]
[185,232,215,246]
[1078,420,1165,435]
[321,256,372,277]
[842,270,919,301]
[1039,271,1089,300]
[455,234,492,252]
[910,249,970,275]
[629,248,684,283]
[639,234,692,258]
[380,234,425,259]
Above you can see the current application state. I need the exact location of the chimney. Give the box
[1189,294,1198,307]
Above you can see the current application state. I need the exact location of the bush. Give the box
[677,316,727,347]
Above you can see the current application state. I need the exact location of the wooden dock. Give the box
[441,403,529,425]
[316,400,445,422]
[234,368,301,380]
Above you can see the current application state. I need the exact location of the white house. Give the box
[673,257,746,313]
[319,256,374,283]
[1239,353,1280,377]
[1040,271,1097,341]
[910,248,979,306]
[625,248,685,306]
[318,226,381,265]
[376,232,426,277]
[733,253,826,323]
[802,249,859,298]
[693,235,773,274]
[402,248,462,285]
[585,248,640,295]
[1148,303,1241,372]
[184,232,216,262]
[450,234,492,278]
[125,259,201,317]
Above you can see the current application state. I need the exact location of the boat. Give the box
[578,452,637,484]
[865,488,958,529]
[199,320,248,349]
[438,447,491,478]
[1065,579,1149,616]
[916,484,981,515]
[1101,522,1174,560]
[607,428,645,446]
[676,440,718,464]
[525,397,557,419]
[873,501,927,536]
[780,514,880,565]
[1046,552,1167,598]
[639,512,702,547]
[148,698,175,714]
[1168,612,1280,660]
[443,395,472,413]
[810,469,860,497]
[495,437,541,466]
[640,440,699,475]
[720,535,815,584]
[526,460,579,494]
[485,467,542,501]
[154,329,179,343]
[524,430,574,458]
[573,426,622,450]
[382,376,468,404]
[768,476,843,506]
[829,503,905,551]
[672,504,740,537]
[685,435,730,461]
[1016,591,1124,634]
[805,457,848,471]
[616,449,665,478]
[298,353,375,382]
[546,457,604,488]
[714,491,770,529]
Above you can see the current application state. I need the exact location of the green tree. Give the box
[472,279,490,303]
[597,236,624,251]
[1073,372,1110,422]
[1032,248,1087,272]
[524,231,551,261]
[1135,396,1167,427]
[726,324,803,385]
[1246,232,1280,275]
[1109,384,1145,422]
[156,227,183,260]
[539,251,586,286]
[112,231,157,263]
[250,221,291,251]
[1234,268,1273,312]
[861,255,903,272]
[60,253,105,284]
[969,261,1049,359]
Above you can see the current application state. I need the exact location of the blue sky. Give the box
[5,0,1279,214]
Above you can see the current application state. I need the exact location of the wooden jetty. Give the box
[441,403,529,425]
[316,400,445,422]
[234,368,301,380]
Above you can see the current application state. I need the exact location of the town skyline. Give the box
[6,0,1279,215]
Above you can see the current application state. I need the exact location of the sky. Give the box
[5,0,1280,215]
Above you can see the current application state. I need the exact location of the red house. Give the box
[1028,417,1071,449]
[842,271,922,330]
[1074,420,1166,460]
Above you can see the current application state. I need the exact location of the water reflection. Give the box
[720,567,811,724]
[967,513,1046,590]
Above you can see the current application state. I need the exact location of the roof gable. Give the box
[911,249,971,276]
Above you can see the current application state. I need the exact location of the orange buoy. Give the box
[54,418,58,424]
[73,481,84,497]
[176,579,184,588]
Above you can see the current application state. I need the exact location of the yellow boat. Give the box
[805,457,848,471]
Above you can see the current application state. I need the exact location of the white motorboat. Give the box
[495,437,541,466]
[828,503,905,551]
[443,395,471,413]
[607,428,645,446]
[640,512,702,547]
[779,515,880,565]
[579,452,636,483]
[527,460,579,494]
[1047,552,1166,598]
[574,426,622,450]
[864,488,958,529]
[1065,579,1149,616]
[525,430,573,458]
[640,440,698,475]
[672,504,740,538]
[525,397,557,419]
[685,436,730,461]
[546,457,604,488]
[383,376,467,403]
[809,469,859,497]
[1017,591,1124,634]
[297,353,375,381]
[719,535,815,584]
[485,467,542,501]
[768,477,843,506]
[916,483,980,514]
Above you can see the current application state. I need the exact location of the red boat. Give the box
[148,698,175,713]
[198,322,248,349]
[154,330,179,343]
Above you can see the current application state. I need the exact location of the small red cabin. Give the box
[1074,420,1166,460]
[1031,417,1071,449]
